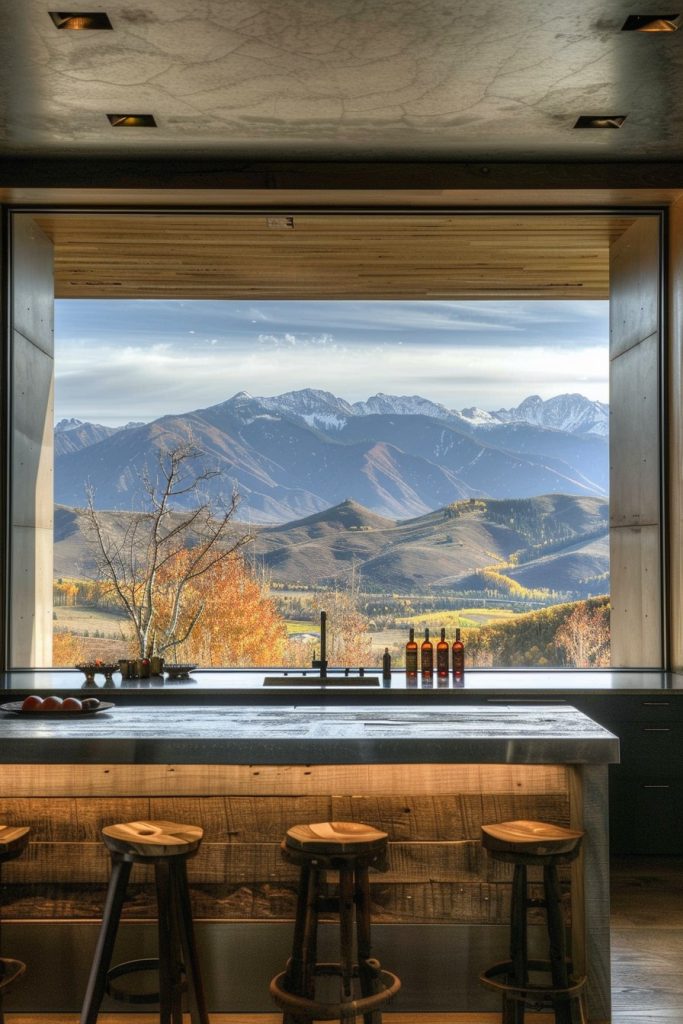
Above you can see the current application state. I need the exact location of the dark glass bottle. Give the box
[421,628,433,677]
[452,627,465,677]
[437,627,449,677]
[382,647,392,682]
[406,628,418,679]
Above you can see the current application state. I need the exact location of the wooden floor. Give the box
[5,858,683,1023]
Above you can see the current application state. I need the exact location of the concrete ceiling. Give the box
[3,1,683,162]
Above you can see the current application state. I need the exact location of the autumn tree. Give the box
[83,442,251,658]
[156,549,288,666]
[52,630,87,667]
[554,601,610,667]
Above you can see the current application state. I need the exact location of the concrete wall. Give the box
[609,217,663,667]
[9,215,54,666]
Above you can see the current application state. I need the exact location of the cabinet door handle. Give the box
[485,698,568,704]
[642,784,671,789]
[641,702,671,706]
[643,727,671,732]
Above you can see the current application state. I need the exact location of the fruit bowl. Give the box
[164,663,197,680]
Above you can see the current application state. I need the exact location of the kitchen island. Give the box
[0,701,617,1021]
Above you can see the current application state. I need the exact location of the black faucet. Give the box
[312,610,328,679]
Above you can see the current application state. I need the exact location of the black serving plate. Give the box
[0,701,114,716]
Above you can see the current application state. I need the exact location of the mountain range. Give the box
[54,390,609,523]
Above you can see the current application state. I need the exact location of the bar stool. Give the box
[80,820,209,1024]
[480,819,587,1024]
[270,821,401,1023]
[0,825,30,1024]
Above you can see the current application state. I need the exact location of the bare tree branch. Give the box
[82,444,251,657]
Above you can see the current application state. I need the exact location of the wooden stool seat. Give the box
[480,820,587,1024]
[271,821,400,1023]
[102,820,203,859]
[482,820,584,861]
[0,826,30,862]
[282,819,389,868]
[80,820,208,1024]
[0,825,30,1023]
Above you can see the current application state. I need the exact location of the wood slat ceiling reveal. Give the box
[35,212,636,300]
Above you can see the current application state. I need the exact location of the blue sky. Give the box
[55,299,609,426]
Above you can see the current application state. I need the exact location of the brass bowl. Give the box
[164,663,197,680]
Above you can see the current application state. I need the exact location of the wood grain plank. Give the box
[31,212,634,301]
[2,839,563,886]
[0,763,568,797]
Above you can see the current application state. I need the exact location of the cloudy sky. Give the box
[55,299,609,426]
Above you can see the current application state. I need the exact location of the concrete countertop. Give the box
[0,668,680,701]
[0,702,619,765]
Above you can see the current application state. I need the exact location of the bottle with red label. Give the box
[421,628,433,679]
[452,627,465,678]
[437,627,449,678]
[406,628,418,683]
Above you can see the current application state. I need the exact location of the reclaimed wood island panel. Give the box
[0,703,618,1021]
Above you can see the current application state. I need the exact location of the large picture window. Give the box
[6,210,664,671]
[51,298,610,670]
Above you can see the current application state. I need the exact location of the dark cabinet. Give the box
[568,695,683,855]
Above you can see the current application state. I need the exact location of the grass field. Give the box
[53,605,129,638]
[52,597,519,666]
[397,607,516,631]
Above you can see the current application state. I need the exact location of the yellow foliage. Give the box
[155,550,288,667]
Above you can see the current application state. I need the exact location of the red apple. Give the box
[21,695,44,711]
[41,695,63,710]
[62,697,83,712]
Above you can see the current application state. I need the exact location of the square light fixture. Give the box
[49,12,113,29]
[107,114,157,128]
[574,115,627,129]
[621,14,679,30]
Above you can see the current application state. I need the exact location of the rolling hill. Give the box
[54,493,609,597]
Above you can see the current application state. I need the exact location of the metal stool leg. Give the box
[338,864,355,1011]
[355,863,380,1024]
[544,864,581,1024]
[171,859,209,1024]
[504,863,527,1024]
[80,857,132,1024]
[155,861,184,1024]
[282,863,320,1024]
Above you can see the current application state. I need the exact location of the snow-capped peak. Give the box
[55,417,84,432]
[459,406,498,426]
[353,393,453,419]
[492,393,608,436]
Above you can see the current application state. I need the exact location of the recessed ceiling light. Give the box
[621,14,679,30]
[574,115,627,129]
[49,12,113,29]
[107,114,157,128]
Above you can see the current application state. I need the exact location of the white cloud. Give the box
[54,299,609,425]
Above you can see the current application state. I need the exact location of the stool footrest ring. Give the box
[0,956,26,992]
[270,963,401,1020]
[106,957,187,1005]
[480,959,587,1003]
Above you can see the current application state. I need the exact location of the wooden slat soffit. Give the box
[33,213,635,300]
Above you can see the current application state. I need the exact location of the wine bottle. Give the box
[452,627,465,677]
[406,628,418,679]
[437,627,449,677]
[421,628,433,677]
[382,647,392,682]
